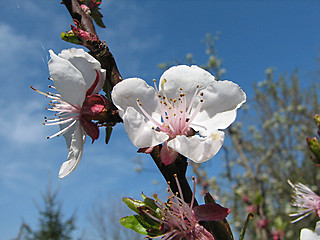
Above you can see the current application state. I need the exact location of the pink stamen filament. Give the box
[137,81,203,140]
[31,85,82,139]
[181,100,204,134]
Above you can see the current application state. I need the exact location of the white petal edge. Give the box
[123,107,168,148]
[59,124,86,178]
[159,65,214,92]
[49,50,86,105]
[167,131,225,163]
[112,77,161,121]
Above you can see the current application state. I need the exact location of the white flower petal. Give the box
[316,221,320,235]
[112,78,161,120]
[159,65,214,102]
[58,124,86,178]
[123,107,168,148]
[167,131,225,163]
[192,109,238,132]
[58,48,106,94]
[49,50,86,105]
[192,80,246,130]
[300,229,320,240]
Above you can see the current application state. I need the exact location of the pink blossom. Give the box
[144,176,230,239]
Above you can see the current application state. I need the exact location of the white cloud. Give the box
[0,98,49,145]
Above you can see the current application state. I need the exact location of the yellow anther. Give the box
[136,98,140,101]
[160,78,167,89]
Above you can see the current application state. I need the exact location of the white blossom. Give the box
[112,65,245,165]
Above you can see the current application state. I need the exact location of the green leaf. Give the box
[103,78,112,100]
[204,192,216,204]
[119,215,148,235]
[239,213,254,240]
[314,114,320,131]
[61,31,81,45]
[122,197,145,214]
[141,193,159,211]
[92,9,106,28]
[307,137,320,163]
[105,126,112,144]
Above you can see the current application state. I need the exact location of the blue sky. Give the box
[1,0,320,239]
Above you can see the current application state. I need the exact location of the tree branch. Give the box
[61,0,122,87]
[150,145,198,206]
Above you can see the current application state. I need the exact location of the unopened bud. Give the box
[314,114,320,132]
[306,137,320,164]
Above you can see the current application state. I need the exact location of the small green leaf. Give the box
[122,197,145,214]
[103,79,112,100]
[314,114,320,131]
[204,192,216,204]
[105,126,112,144]
[141,192,159,211]
[307,137,320,163]
[92,9,106,28]
[239,213,254,240]
[61,31,81,45]
[119,215,148,235]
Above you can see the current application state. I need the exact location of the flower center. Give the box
[137,79,204,139]
[31,85,81,139]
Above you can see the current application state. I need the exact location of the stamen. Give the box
[44,116,77,126]
[190,176,196,208]
[182,99,204,133]
[47,119,77,139]
[136,100,164,130]
[174,174,184,202]
[186,86,200,115]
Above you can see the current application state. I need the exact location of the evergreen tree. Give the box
[15,183,76,240]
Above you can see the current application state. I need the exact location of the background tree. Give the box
[87,197,143,240]
[159,34,320,240]
[15,182,76,240]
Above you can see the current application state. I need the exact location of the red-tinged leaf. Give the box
[193,203,230,222]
